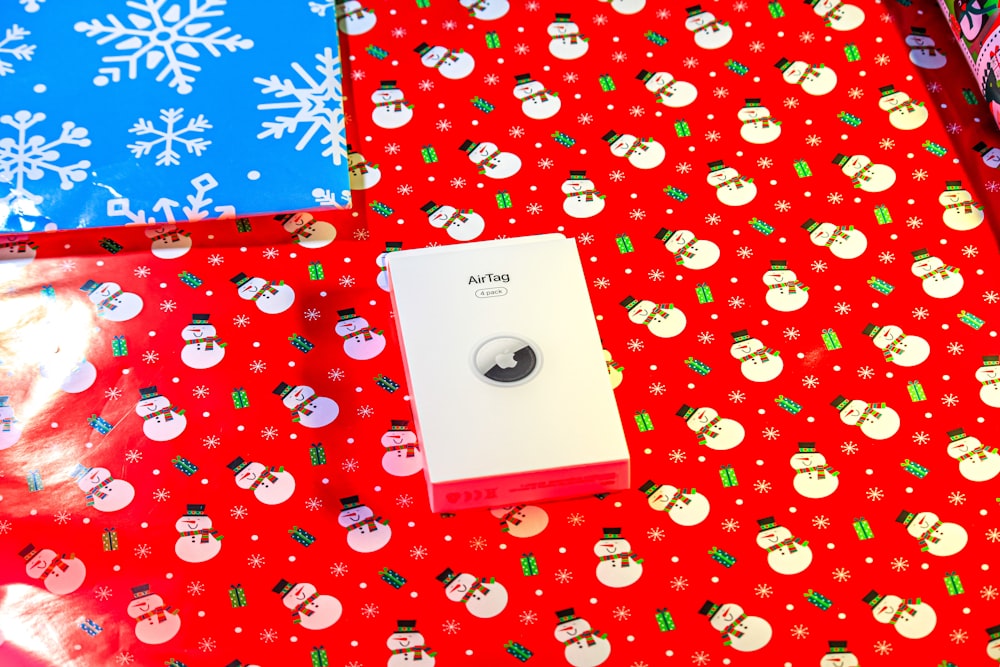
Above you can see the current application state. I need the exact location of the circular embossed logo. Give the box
[472,335,541,386]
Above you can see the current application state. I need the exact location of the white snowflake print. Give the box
[736,246,753,259]
[567,513,585,526]
[947,342,964,355]
[577,232,593,245]
[729,389,746,403]
[159,299,176,312]
[834,301,851,315]
[519,610,537,625]
[153,488,170,502]
[128,108,211,166]
[874,53,890,65]
[250,359,266,373]
[879,137,895,149]
[987,528,1000,543]
[260,628,278,643]
[941,393,960,407]
[784,96,799,108]
[874,640,892,656]
[198,637,216,652]
[812,515,830,529]
[94,585,113,601]
[612,605,631,621]
[982,585,998,600]
[805,133,822,146]
[469,536,487,551]
[115,653,135,666]
[593,277,610,289]
[134,543,152,559]
[187,581,204,595]
[409,545,427,560]
[328,367,344,381]
[948,490,966,505]
[230,505,247,519]
[396,494,413,508]
[890,556,909,572]
[950,628,968,644]
[669,449,686,463]
[361,602,379,618]
[105,387,123,400]
[762,426,780,440]
[254,47,345,164]
[54,510,71,525]
[134,265,151,277]
[754,583,773,598]
[330,562,348,576]
[248,553,265,568]
[984,290,999,304]
[192,385,209,399]
[648,268,664,281]
[866,487,884,501]
[554,569,574,584]
[75,0,253,95]
[790,624,809,639]
[526,202,543,215]
[125,449,143,463]
[676,161,692,173]
[906,216,923,229]
[417,78,434,91]
[629,208,646,220]
[697,331,715,344]
[304,308,320,321]
[832,567,851,582]
[0,110,91,213]
[857,366,874,379]
[442,619,461,635]
[357,405,374,418]
[435,119,451,132]
[722,518,739,532]
[848,86,864,99]
[802,375,819,388]
[757,157,772,169]
[0,24,35,76]
[649,382,666,395]
[879,251,895,263]
[305,496,322,511]
[670,576,689,591]
[538,157,554,169]
[912,306,929,320]
[728,296,745,309]
[341,458,359,472]
[261,426,278,440]
[647,526,665,541]
[774,199,791,212]
[692,650,711,666]
[827,193,844,205]
[627,338,644,352]
[912,431,930,445]
[262,247,278,259]
[233,314,250,327]
[784,327,800,340]
[811,259,827,272]
[841,441,858,455]
[753,479,772,494]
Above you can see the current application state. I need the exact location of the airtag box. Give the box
[387,233,631,512]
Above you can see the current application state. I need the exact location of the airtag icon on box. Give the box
[473,336,540,386]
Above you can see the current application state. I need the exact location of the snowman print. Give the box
[371,80,414,130]
[656,227,719,270]
[336,307,387,360]
[127,584,181,645]
[820,641,859,667]
[73,464,136,512]
[598,0,644,15]
[437,567,508,619]
[562,170,606,219]
[730,330,783,383]
[636,69,698,108]
[698,600,772,652]
[737,99,781,145]
[775,57,837,95]
[339,496,392,553]
[135,386,187,441]
[334,0,376,35]
[755,517,812,575]
[976,356,1000,408]
[906,27,946,69]
[832,395,900,440]
[897,508,969,557]
[415,42,475,79]
[706,161,756,206]
[230,272,296,314]
[547,14,589,60]
[274,381,339,428]
[276,212,336,248]
[381,419,424,477]
[833,152,896,192]
[862,322,930,367]
[0,235,37,273]
[865,590,937,639]
[762,260,808,312]
[802,218,868,260]
[460,0,510,20]
[0,396,22,450]
[790,443,839,499]
[811,0,864,31]
[593,528,643,588]
[490,504,549,538]
[273,579,342,630]
[602,130,665,169]
[640,480,711,526]
[621,296,686,338]
[946,428,1000,482]
[227,456,296,505]
[910,248,963,298]
[174,504,223,563]
[987,624,1000,660]
[180,313,226,369]
[146,224,192,259]
[973,141,1000,168]
[877,85,927,130]
[386,620,437,665]
[460,139,521,179]
[376,241,402,291]
[20,544,86,595]
[604,350,624,389]
[79,279,143,321]
[348,147,382,190]
[422,201,486,241]
[685,5,732,49]
[513,73,561,120]
[553,608,611,667]
[677,403,745,451]
[938,180,985,231]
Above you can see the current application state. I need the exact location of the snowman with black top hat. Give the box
[513,73,561,119]
[697,600,772,651]
[910,248,963,298]
[553,607,611,666]
[272,578,342,630]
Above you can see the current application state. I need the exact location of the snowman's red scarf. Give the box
[373,99,414,112]
[351,160,379,174]
[341,326,383,341]
[654,78,678,98]
[766,280,808,293]
[291,593,319,621]
[798,464,838,479]
[695,418,721,445]
[720,613,748,644]
[498,505,525,528]
[741,115,781,128]
[438,210,469,229]
[888,599,921,624]
[476,150,501,172]
[848,161,875,187]
[564,189,604,202]
[141,406,184,421]
[551,32,587,45]
[693,19,728,33]
[39,554,72,580]
[347,516,387,532]
[178,528,223,543]
[712,175,752,189]
[857,403,886,425]
[430,49,463,68]
[249,281,283,301]
[764,537,808,553]
[522,88,558,103]
[184,336,226,350]
[339,5,370,19]
[597,551,643,566]
[459,577,495,603]
[623,138,654,158]
[885,98,924,115]
[917,521,943,551]
[248,467,283,490]
[794,63,825,86]
[881,334,908,362]
[98,289,124,311]
[135,605,177,623]
[956,445,996,462]
[982,376,1000,387]
[0,239,37,252]
[385,442,418,457]
[738,348,778,364]
[289,224,314,241]
[390,646,437,659]
[639,303,672,325]
[823,226,854,247]
[663,488,694,511]
[1,416,13,432]
[290,395,318,420]
[943,200,983,213]
[85,477,115,504]
[819,2,847,27]
[562,629,607,647]
[919,265,958,280]
[151,230,189,243]
[672,238,698,265]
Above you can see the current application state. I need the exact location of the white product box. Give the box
[387,233,631,512]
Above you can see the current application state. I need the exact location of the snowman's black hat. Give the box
[654,227,677,242]
[774,58,791,72]
[601,129,621,143]
[79,279,100,294]
[910,26,927,35]
[459,140,477,153]
[18,543,38,560]
[554,13,572,21]
[602,527,622,539]
[191,313,210,325]
[568,170,587,179]
[396,620,418,632]
[685,5,703,14]
[227,457,250,474]
[987,624,1000,639]
[380,80,397,88]
[707,160,726,171]
[832,153,849,166]
[514,73,532,83]
[555,608,577,622]
[985,355,1000,366]
[731,329,751,343]
[878,85,896,96]
[973,141,992,155]
[421,200,441,214]
[638,480,660,496]
[186,504,206,516]
[138,386,159,400]
[911,248,930,260]
[862,323,882,337]
[390,419,410,430]
[801,218,821,232]
[862,589,884,606]
[340,495,362,509]
[385,241,403,251]
[272,579,294,596]
[826,640,849,652]
[946,180,964,190]
[436,568,458,585]
[895,510,916,526]
[224,661,244,667]
[619,295,639,309]
[676,404,695,419]
[744,97,761,106]
[273,382,293,398]
[757,516,777,530]
[697,600,720,618]
[132,584,152,598]
[414,42,431,56]
[947,428,967,441]
[338,308,358,320]
[831,395,850,411]
[798,442,816,453]
[230,272,251,287]
[635,69,653,82]
[769,259,787,271]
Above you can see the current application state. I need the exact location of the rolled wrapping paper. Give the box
[938,0,1000,127]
